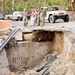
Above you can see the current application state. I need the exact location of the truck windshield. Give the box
[47,7,59,11]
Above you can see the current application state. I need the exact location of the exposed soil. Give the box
[23,31,55,42]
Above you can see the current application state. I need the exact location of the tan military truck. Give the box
[45,6,69,23]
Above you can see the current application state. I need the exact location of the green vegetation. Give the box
[0,0,74,15]
[45,0,68,9]
[15,0,43,11]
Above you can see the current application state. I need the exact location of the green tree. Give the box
[15,0,43,11]
[1,0,74,15]
[45,0,67,9]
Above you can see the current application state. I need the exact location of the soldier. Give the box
[23,8,28,26]
[39,8,45,26]
[36,8,40,26]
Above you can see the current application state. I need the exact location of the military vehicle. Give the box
[45,6,69,23]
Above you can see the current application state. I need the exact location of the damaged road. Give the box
[0,22,75,75]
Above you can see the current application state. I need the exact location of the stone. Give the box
[0,49,10,75]
[8,72,16,75]
[24,69,39,75]
[0,39,3,46]
[23,32,34,41]
[0,67,10,75]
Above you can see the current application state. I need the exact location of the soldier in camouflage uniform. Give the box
[23,9,28,26]
[36,8,40,26]
[39,8,45,26]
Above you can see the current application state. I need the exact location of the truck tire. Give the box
[49,15,55,23]
[7,17,10,20]
[64,15,69,22]
[17,17,20,21]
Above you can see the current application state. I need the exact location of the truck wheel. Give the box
[64,15,69,22]
[49,15,55,23]
[18,17,21,21]
[7,17,10,20]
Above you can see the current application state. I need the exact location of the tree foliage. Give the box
[45,0,67,9]
[0,0,75,15]
[15,0,44,10]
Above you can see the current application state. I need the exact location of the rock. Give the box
[8,72,16,75]
[42,54,50,64]
[23,32,35,41]
[0,49,10,75]
[18,69,39,75]
[0,29,11,35]
[24,69,39,75]
[0,39,3,43]
[0,67,10,75]
[0,35,8,40]
[0,39,3,46]
[19,74,24,75]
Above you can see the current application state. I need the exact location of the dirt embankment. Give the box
[49,32,75,75]
[1,28,75,75]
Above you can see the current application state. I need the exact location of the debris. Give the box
[18,69,39,75]
[8,72,16,75]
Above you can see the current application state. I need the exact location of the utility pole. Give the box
[12,0,14,13]
[3,0,5,16]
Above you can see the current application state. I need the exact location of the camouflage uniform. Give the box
[36,9,40,26]
[39,8,45,26]
[23,9,28,26]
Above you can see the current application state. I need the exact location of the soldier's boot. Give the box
[37,19,40,26]
[24,19,28,27]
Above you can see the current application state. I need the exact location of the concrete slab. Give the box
[14,30,23,41]
[6,42,53,71]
